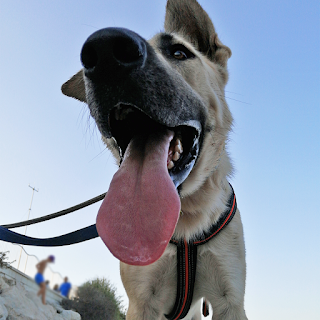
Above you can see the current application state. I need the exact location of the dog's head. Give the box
[62,0,232,266]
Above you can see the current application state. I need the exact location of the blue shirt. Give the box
[59,282,71,297]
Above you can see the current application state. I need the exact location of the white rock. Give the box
[0,301,8,320]
[60,310,81,320]
[0,277,10,291]
[0,275,81,320]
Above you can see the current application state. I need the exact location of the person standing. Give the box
[53,284,60,292]
[34,255,55,304]
[59,276,72,298]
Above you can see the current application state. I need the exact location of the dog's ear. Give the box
[61,70,86,102]
[165,0,231,67]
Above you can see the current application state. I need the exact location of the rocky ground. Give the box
[0,276,80,320]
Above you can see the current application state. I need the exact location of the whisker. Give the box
[81,23,99,30]
[216,94,252,106]
[225,96,251,105]
[89,147,109,163]
[225,90,243,96]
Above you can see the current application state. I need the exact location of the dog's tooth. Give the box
[175,143,183,154]
[173,152,180,161]
[175,139,183,153]
[167,161,174,170]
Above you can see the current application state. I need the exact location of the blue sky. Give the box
[0,0,319,318]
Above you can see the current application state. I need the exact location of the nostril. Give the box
[81,43,98,69]
[113,38,142,64]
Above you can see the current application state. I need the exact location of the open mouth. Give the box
[109,103,200,189]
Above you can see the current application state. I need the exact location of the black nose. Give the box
[81,27,147,81]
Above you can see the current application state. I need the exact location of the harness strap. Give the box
[0,224,99,246]
[166,185,237,320]
[165,240,197,320]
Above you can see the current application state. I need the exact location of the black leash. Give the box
[165,185,237,320]
[0,225,98,247]
[0,193,105,246]
[2,193,106,229]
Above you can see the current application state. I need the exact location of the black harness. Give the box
[165,186,237,320]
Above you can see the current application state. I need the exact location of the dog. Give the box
[62,0,248,319]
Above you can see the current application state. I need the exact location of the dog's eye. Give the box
[170,44,195,60]
[173,50,188,60]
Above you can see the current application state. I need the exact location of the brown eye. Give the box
[167,44,195,60]
[173,50,188,60]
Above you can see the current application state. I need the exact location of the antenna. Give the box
[17,185,39,271]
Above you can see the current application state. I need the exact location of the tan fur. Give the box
[62,0,248,319]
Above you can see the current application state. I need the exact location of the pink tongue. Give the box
[96,129,181,266]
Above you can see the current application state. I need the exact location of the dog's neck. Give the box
[174,175,232,241]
